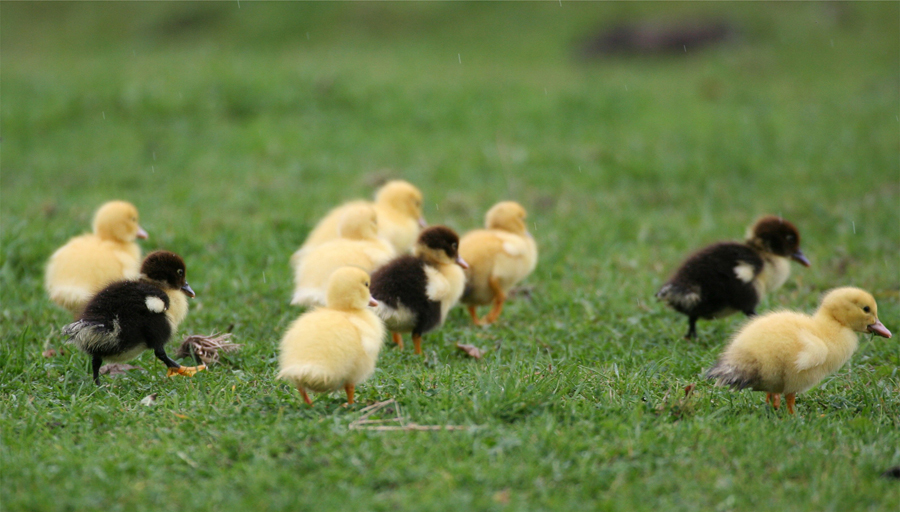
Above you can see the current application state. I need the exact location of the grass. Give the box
[1,2,898,511]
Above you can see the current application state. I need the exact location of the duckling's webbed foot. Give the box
[166,365,207,378]
[467,306,484,326]
[766,393,781,410]
[344,383,355,406]
[392,332,404,350]
[483,278,506,325]
[785,393,796,415]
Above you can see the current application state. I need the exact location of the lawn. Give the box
[1,2,898,511]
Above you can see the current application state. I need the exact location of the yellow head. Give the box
[326,267,377,311]
[337,204,379,240]
[819,287,891,338]
[485,201,528,235]
[375,180,424,225]
[92,201,148,242]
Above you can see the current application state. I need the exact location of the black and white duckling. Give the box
[63,250,205,385]
[370,226,468,355]
[45,200,148,317]
[656,216,810,339]
[459,201,538,326]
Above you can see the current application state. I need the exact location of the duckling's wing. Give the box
[424,266,451,301]
[794,331,828,371]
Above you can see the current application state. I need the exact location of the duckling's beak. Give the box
[867,320,892,338]
[369,298,379,307]
[418,217,427,228]
[456,256,469,269]
[791,250,810,267]
[136,226,149,239]
[181,283,196,298]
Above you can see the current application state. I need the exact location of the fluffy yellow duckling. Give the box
[300,180,426,254]
[707,287,892,414]
[45,201,149,317]
[290,204,395,307]
[458,201,538,325]
[278,267,385,406]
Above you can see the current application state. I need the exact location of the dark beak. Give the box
[181,283,196,298]
[791,250,811,267]
[867,320,892,338]
[369,298,379,307]
[136,226,149,240]
[456,256,469,269]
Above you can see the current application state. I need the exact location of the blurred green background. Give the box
[2,2,898,511]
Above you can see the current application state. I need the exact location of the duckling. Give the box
[45,201,149,317]
[290,204,395,307]
[300,180,426,254]
[62,250,205,385]
[707,287,891,414]
[278,267,385,406]
[459,201,538,326]
[656,215,810,339]
[370,226,469,355]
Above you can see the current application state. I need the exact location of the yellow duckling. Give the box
[707,287,892,414]
[290,204,395,307]
[300,180,426,254]
[458,201,538,325]
[278,267,385,406]
[45,201,148,317]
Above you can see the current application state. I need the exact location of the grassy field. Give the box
[2,2,898,510]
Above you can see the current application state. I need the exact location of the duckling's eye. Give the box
[177,269,184,276]
[365,281,370,287]
[452,243,458,251]
[863,306,871,313]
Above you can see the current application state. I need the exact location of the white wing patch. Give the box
[794,331,828,372]
[502,241,523,257]
[145,296,167,313]
[733,262,756,283]
[424,266,450,301]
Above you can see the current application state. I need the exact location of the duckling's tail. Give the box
[655,283,701,310]
[277,364,342,392]
[706,360,758,390]
[290,288,326,308]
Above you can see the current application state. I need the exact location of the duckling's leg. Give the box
[92,355,103,386]
[412,334,423,355]
[483,277,507,325]
[298,386,313,406]
[392,332,404,350]
[766,393,781,410]
[785,393,796,415]
[467,306,483,326]
[685,317,698,339]
[156,348,207,378]
[344,383,355,405]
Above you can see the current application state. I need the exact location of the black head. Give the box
[141,250,196,297]
[416,226,469,268]
[749,216,810,266]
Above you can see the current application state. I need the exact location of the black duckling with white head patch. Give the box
[63,250,206,384]
[370,226,469,355]
[656,216,810,339]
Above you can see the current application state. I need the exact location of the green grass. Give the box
[2,2,898,511]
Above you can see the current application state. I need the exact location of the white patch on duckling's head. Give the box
[145,296,166,313]
[337,204,379,241]
[376,180,423,221]
[325,266,374,311]
[818,287,890,337]
[485,201,528,235]
[93,200,146,242]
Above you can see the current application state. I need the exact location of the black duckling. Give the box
[63,250,206,384]
[656,216,810,339]
[370,226,468,355]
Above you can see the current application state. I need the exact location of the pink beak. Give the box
[418,217,427,228]
[791,250,810,267]
[456,256,469,269]
[136,226,149,239]
[867,320,892,338]
[369,298,379,307]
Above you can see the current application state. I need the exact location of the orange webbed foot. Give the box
[166,365,207,378]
